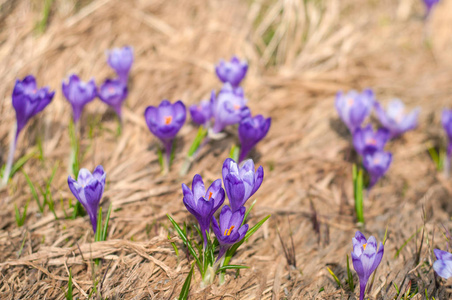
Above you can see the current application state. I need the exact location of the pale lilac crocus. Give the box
[352,124,389,156]
[67,166,106,234]
[211,84,250,134]
[62,74,97,124]
[351,231,384,300]
[374,99,420,139]
[107,46,134,84]
[433,249,452,279]
[363,150,392,189]
[335,89,375,133]
[215,56,248,88]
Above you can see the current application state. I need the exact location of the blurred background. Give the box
[1,0,452,298]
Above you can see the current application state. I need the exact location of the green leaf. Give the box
[101,204,113,242]
[66,268,73,300]
[353,164,364,224]
[244,214,270,242]
[95,207,103,242]
[242,199,257,226]
[229,145,240,162]
[216,265,249,274]
[178,264,194,300]
[22,170,43,212]
[346,254,354,291]
[11,150,37,178]
[327,267,342,288]
[187,126,208,157]
[167,214,202,270]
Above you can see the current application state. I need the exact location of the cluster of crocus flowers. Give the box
[182,158,263,260]
[433,249,452,279]
[336,89,419,189]
[67,165,106,234]
[351,231,384,300]
[187,56,270,168]
[144,100,186,170]
[1,75,55,187]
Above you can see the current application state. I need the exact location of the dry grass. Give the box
[1,0,452,298]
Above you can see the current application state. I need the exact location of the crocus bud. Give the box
[107,46,133,84]
[222,158,263,212]
[67,165,106,233]
[335,89,375,133]
[238,114,271,162]
[12,75,55,136]
[351,231,384,300]
[98,78,128,119]
[352,124,389,156]
[215,56,248,87]
[62,74,97,124]
[363,150,392,189]
[433,249,452,279]
[211,84,250,134]
[189,91,214,126]
[211,205,249,260]
[182,174,225,247]
[374,99,420,139]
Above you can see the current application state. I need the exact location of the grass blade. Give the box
[101,204,112,241]
[216,265,249,274]
[327,267,342,288]
[178,263,195,300]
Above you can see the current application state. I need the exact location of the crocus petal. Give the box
[191,174,206,202]
[434,259,452,279]
[224,174,246,212]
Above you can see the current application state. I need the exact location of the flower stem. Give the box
[164,140,173,173]
[238,147,249,163]
[1,123,19,187]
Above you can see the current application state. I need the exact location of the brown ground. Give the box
[1,0,452,299]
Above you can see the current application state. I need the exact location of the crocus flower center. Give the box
[233,104,241,110]
[164,116,173,125]
[363,243,367,250]
[366,138,377,145]
[347,98,354,107]
[373,157,381,164]
[32,89,37,94]
[108,87,116,94]
[224,225,235,236]
[208,191,213,200]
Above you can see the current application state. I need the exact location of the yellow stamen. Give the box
[164,116,172,125]
[223,225,235,236]
[363,243,367,250]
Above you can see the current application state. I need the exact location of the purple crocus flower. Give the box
[211,84,250,134]
[107,46,134,84]
[352,124,389,156]
[433,249,452,279]
[67,165,106,234]
[442,109,452,157]
[423,0,440,19]
[189,91,214,127]
[182,174,225,247]
[335,89,375,133]
[212,205,249,260]
[363,150,392,189]
[98,78,128,120]
[144,100,186,167]
[374,99,420,139]
[12,75,55,137]
[62,74,97,124]
[238,115,271,163]
[222,158,263,212]
[215,56,248,87]
[2,75,55,187]
[351,231,384,300]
